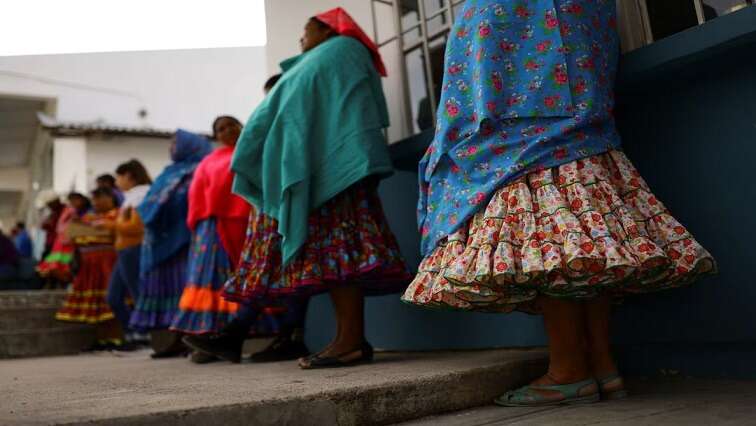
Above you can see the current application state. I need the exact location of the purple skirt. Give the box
[129,249,188,332]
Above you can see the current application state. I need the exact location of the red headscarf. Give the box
[315,7,387,77]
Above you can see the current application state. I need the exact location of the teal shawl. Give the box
[232,36,392,266]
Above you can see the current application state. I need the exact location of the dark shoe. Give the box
[82,342,110,352]
[129,332,151,347]
[110,341,140,352]
[250,335,310,363]
[299,341,373,370]
[189,350,219,364]
[151,339,189,359]
[182,333,244,363]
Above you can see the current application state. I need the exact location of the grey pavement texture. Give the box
[0,348,547,425]
[400,376,756,426]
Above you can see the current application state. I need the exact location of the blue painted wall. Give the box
[304,10,756,378]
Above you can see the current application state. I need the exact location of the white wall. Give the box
[0,167,30,192]
[53,136,173,194]
[53,138,87,194]
[264,0,411,142]
[0,47,269,133]
[86,137,173,189]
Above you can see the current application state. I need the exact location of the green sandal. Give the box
[494,377,600,407]
[597,372,628,400]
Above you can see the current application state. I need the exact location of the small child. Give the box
[56,188,123,349]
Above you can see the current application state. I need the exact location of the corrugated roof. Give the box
[37,112,174,139]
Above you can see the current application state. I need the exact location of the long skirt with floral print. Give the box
[223,180,412,304]
[402,150,716,313]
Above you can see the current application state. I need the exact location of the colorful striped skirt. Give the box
[37,240,75,282]
[223,180,412,304]
[170,219,239,334]
[402,150,717,313]
[129,248,188,332]
[55,245,116,324]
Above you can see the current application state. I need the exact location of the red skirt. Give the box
[56,246,117,324]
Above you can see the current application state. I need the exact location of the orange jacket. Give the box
[114,208,144,251]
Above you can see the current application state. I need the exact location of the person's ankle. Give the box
[589,356,618,378]
[546,366,591,384]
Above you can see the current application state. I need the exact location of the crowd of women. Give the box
[32,3,717,406]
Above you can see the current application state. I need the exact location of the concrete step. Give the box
[0,306,68,331]
[399,377,756,425]
[0,290,95,359]
[0,290,68,309]
[0,348,548,425]
[0,325,96,359]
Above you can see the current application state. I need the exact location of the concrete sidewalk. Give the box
[0,348,547,425]
[401,377,756,425]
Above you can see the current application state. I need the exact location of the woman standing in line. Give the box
[182,75,311,364]
[170,117,249,363]
[129,130,212,358]
[106,160,152,346]
[223,8,411,369]
[402,0,715,405]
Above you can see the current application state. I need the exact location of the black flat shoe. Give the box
[250,335,310,363]
[150,346,188,359]
[189,350,220,364]
[299,342,374,370]
[182,333,244,363]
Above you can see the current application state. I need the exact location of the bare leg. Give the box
[584,296,623,392]
[299,286,365,367]
[533,296,591,386]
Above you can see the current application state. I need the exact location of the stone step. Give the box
[0,348,548,425]
[0,326,96,359]
[0,290,68,309]
[0,306,68,331]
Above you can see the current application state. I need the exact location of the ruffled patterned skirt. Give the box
[55,246,116,324]
[223,180,411,304]
[402,150,716,313]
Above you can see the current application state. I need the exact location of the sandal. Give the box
[494,376,600,407]
[597,372,628,400]
[299,341,374,370]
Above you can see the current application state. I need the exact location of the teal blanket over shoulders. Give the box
[232,36,393,266]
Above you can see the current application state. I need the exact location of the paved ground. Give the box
[0,347,547,425]
[400,376,756,425]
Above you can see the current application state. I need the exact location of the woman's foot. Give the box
[495,374,599,407]
[298,341,373,369]
[150,338,188,359]
[189,350,220,364]
[182,332,245,363]
[596,372,628,400]
[250,333,309,363]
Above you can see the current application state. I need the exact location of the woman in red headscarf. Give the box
[223,8,410,369]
